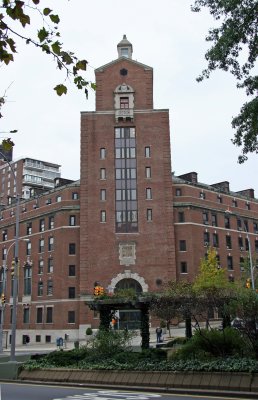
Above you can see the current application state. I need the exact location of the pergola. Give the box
[86,297,151,349]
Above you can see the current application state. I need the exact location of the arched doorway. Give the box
[114,278,142,330]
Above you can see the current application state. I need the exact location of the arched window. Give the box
[115,278,142,294]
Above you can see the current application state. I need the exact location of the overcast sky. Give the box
[1,0,257,195]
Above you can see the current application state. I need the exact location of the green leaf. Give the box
[6,38,16,53]
[91,82,97,91]
[2,138,14,151]
[49,14,60,24]
[51,41,61,55]
[42,44,50,54]
[32,0,40,4]
[75,60,87,71]
[43,8,52,16]
[0,51,14,65]
[54,84,67,96]
[61,51,73,65]
[38,27,48,42]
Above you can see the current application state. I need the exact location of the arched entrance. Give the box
[115,278,142,330]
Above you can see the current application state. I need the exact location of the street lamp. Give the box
[0,238,29,354]
[243,224,255,290]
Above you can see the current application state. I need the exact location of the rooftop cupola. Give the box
[117,35,133,59]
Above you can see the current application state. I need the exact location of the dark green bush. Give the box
[172,328,251,360]
[45,348,89,366]
[166,337,188,347]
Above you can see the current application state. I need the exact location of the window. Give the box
[36,307,43,323]
[180,262,188,274]
[45,335,51,343]
[255,240,258,253]
[225,216,230,229]
[147,209,152,222]
[245,238,249,251]
[23,308,30,324]
[69,243,76,255]
[37,281,43,296]
[120,97,129,109]
[232,199,238,207]
[227,256,233,270]
[100,189,106,201]
[26,222,32,235]
[213,233,219,248]
[100,148,106,159]
[69,215,76,226]
[240,257,245,271]
[24,264,32,295]
[238,237,244,250]
[204,232,210,246]
[38,260,44,274]
[211,214,217,227]
[47,280,53,295]
[203,212,209,225]
[100,210,106,223]
[237,219,242,230]
[56,195,61,202]
[49,216,54,229]
[68,287,76,299]
[145,146,150,158]
[178,211,185,223]
[68,310,75,324]
[145,167,151,179]
[253,221,258,233]
[39,239,44,253]
[36,335,41,342]
[72,192,79,200]
[244,220,249,232]
[226,235,232,249]
[246,202,250,210]
[200,192,206,199]
[39,219,45,232]
[217,195,223,203]
[69,265,76,276]
[2,229,7,241]
[26,241,31,256]
[46,198,52,205]
[48,237,54,251]
[100,168,106,180]
[146,188,152,200]
[48,257,53,273]
[46,307,53,323]
[179,240,186,251]
[176,188,181,196]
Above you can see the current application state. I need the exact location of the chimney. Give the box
[178,172,198,184]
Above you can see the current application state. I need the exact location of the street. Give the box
[0,383,245,400]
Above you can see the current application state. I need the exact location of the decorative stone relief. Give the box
[119,242,136,266]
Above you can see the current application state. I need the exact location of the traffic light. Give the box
[94,285,104,296]
[1,293,5,304]
[245,278,251,289]
[11,260,15,276]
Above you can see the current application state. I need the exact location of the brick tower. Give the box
[80,36,176,327]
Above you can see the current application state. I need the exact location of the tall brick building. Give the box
[0,36,257,346]
[80,35,176,328]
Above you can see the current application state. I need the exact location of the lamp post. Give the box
[0,151,21,361]
[244,224,255,290]
[0,239,29,354]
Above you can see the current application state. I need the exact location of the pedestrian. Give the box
[156,326,162,343]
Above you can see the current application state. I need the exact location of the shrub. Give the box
[90,329,136,357]
[172,328,251,360]
[166,337,188,347]
[86,327,93,335]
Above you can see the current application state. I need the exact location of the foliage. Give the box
[88,328,136,357]
[23,351,258,372]
[0,0,94,148]
[172,328,250,360]
[86,327,93,336]
[151,281,196,338]
[165,337,189,348]
[229,286,258,356]
[191,0,258,162]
